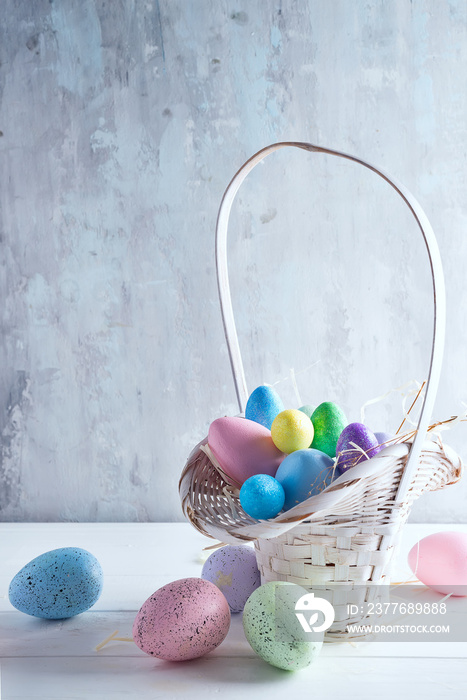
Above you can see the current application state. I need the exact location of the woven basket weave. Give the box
[180,435,462,640]
[179,142,464,641]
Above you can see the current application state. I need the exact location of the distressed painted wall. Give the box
[0,0,466,522]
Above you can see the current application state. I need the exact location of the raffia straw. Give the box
[396,381,426,435]
[428,412,467,434]
[437,591,453,605]
[360,379,422,424]
[391,383,467,441]
[270,361,321,395]
[395,412,467,446]
[202,541,230,551]
[401,381,425,429]
[95,630,134,651]
[289,368,302,408]
[336,436,406,472]
[95,630,119,651]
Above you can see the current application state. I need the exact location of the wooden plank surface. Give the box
[2,656,467,700]
[1,523,467,699]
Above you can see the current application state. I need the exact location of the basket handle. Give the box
[215,141,446,505]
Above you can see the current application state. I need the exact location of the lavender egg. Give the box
[132,577,230,661]
[336,422,381,473]
[374,431,394,447]
[202,545,261,613]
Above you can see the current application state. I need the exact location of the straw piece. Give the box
[396,382,426,435]
[360,379,421,424]
[202,541,230,551]
[95,630,134,651]
[95,631,119,651]
[289,368,302,408]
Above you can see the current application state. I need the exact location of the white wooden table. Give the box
[1,523,466,699]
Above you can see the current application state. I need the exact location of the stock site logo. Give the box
[295,592,335,633]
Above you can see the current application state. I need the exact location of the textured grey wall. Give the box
[0,0,466,522]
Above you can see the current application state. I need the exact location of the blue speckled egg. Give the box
[245,385,284,430]
[336,422,381,473]
[275,448,337,510]
[243,581,323,671]
[9,547,103,619]
[240,474,285,520]
[201,545,261,612]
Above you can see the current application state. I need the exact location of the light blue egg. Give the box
[245,385,284,430]
[240,474,285,520]
[9,547,103,619]
[275,448,337,510]
[298,404,315,420]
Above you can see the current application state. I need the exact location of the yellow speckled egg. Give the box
[271,409,314,454]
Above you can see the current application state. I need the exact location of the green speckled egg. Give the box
[311,402,347,457]
[242,581,323,671]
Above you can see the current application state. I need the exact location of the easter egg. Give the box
[8,547,103,619]
[335,422,381,473]
[408,532,467,597]
[245,385,285,430]
[243,581,323,671]
[240,474,285,520]
[374,431,394,447]
[298,404,315,419]
[310,402,347,457]
[275,448,336,510]
[133,577,231,660]
[201,545,261,612]
[271,409,314,454]
[208,416,285,486]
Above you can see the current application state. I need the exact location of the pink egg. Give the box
[133,577,231,661]
[408,532,467,597]
[208,416,285,486]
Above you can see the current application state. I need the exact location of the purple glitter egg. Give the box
[336,422,381,473]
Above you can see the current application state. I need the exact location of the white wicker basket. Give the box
[179,142,463,641]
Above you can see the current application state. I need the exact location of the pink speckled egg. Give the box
[132,577,231,661]
[201,545,261,613]
[208,416,285,486]
[408,532,467,597]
